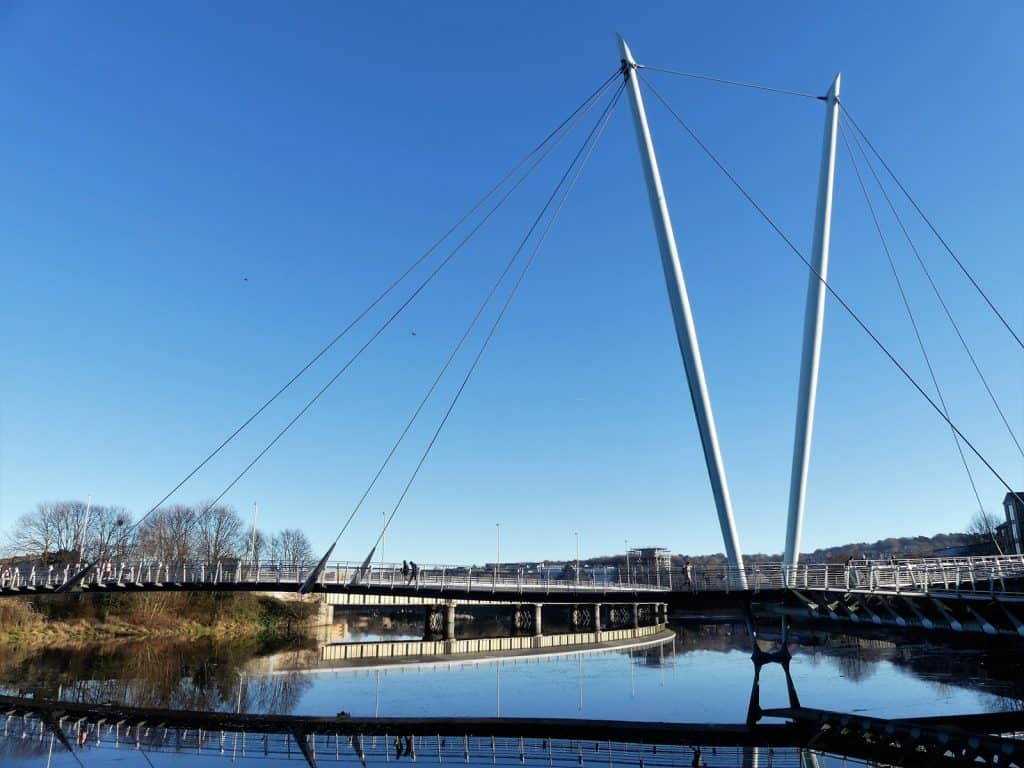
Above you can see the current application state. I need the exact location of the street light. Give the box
[496,523,501,573]
[625,539,630,587]
[574,530,580,585]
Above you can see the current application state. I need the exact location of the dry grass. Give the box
[0,593,317,649]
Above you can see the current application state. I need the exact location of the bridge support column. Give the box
[593,603,602,641]
[445,601,456,641]
[534,603,543,637]
[632,603,640,629]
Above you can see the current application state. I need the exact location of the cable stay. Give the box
[350,81,626,581]
[641,64,825,101]
[841,113,1024,462]
[840,107,1024,355]
[637,73,1024,513]
[59,70,621,594]
[196,77,621,521]
[841,127,990,532]
[300,81,626,591]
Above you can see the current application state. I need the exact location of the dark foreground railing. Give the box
[1,693,1021,768]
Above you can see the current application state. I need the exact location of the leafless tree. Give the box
[4,501,87,558]
[270,529,313,568]
[2,500,139,562]
[137,505,198,562]
[87,506,135,561]
[196,504,245,562]
[244,526,268,563]
[967,508,1004,554]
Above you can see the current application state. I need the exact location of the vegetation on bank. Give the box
[0,499,323,647]
[0,592,317,648]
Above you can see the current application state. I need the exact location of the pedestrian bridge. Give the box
[2,554,1024,603]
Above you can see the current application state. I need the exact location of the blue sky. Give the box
[1,2,1022,564]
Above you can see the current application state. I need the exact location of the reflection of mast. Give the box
[495,661,503,718]
[577,654,583,712]
[659,642,665,687]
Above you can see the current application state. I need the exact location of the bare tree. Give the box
[196,504,245,562]
[5,501,88,559]
[967,509,1004,554]
[138,505,198,562]
[87,506,135,561]
[270,529,313,569]
[244,526,268,564]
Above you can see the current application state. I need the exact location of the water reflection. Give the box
[1,618,1023,766]
[0,637,315,715]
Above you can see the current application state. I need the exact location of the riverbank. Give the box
[0,592,317,648]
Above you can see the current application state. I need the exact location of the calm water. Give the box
[1,615,1020,767]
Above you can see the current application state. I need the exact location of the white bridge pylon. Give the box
[618,36,746,583]
[618,38,841,583]
[785,74,841,578]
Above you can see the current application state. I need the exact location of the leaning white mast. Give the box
[618,35,746,581]
[783,74,841,578]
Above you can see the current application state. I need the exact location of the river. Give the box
[1,613,1020,767]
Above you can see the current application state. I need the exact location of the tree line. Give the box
[1,500,314,567]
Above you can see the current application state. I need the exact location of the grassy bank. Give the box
[0,592,317,648]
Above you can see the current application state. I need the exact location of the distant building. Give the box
[996,492,1024,554]
[628,547,672,570]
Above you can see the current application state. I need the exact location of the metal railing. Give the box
[2,554,1024,596]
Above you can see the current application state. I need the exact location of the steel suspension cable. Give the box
[365,82,626,558]
[130,70,621,529]
[318,87,627,558]
[841,106,1024,354]
[641,64,825,101]
[842,112,1024,462]
[196,80,620,518]
[59,73,620,592]
[841,127,989,523]
[638,73,1024,510]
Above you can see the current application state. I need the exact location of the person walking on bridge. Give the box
[402,560,410,583]
[410,561,420,586]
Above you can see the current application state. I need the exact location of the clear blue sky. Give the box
[2,2,1022,564]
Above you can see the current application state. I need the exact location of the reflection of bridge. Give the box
[3,690,1023,768]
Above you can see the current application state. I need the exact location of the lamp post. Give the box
[625,539,630,587]
[574,530,580,585]
[496,522,501,575]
